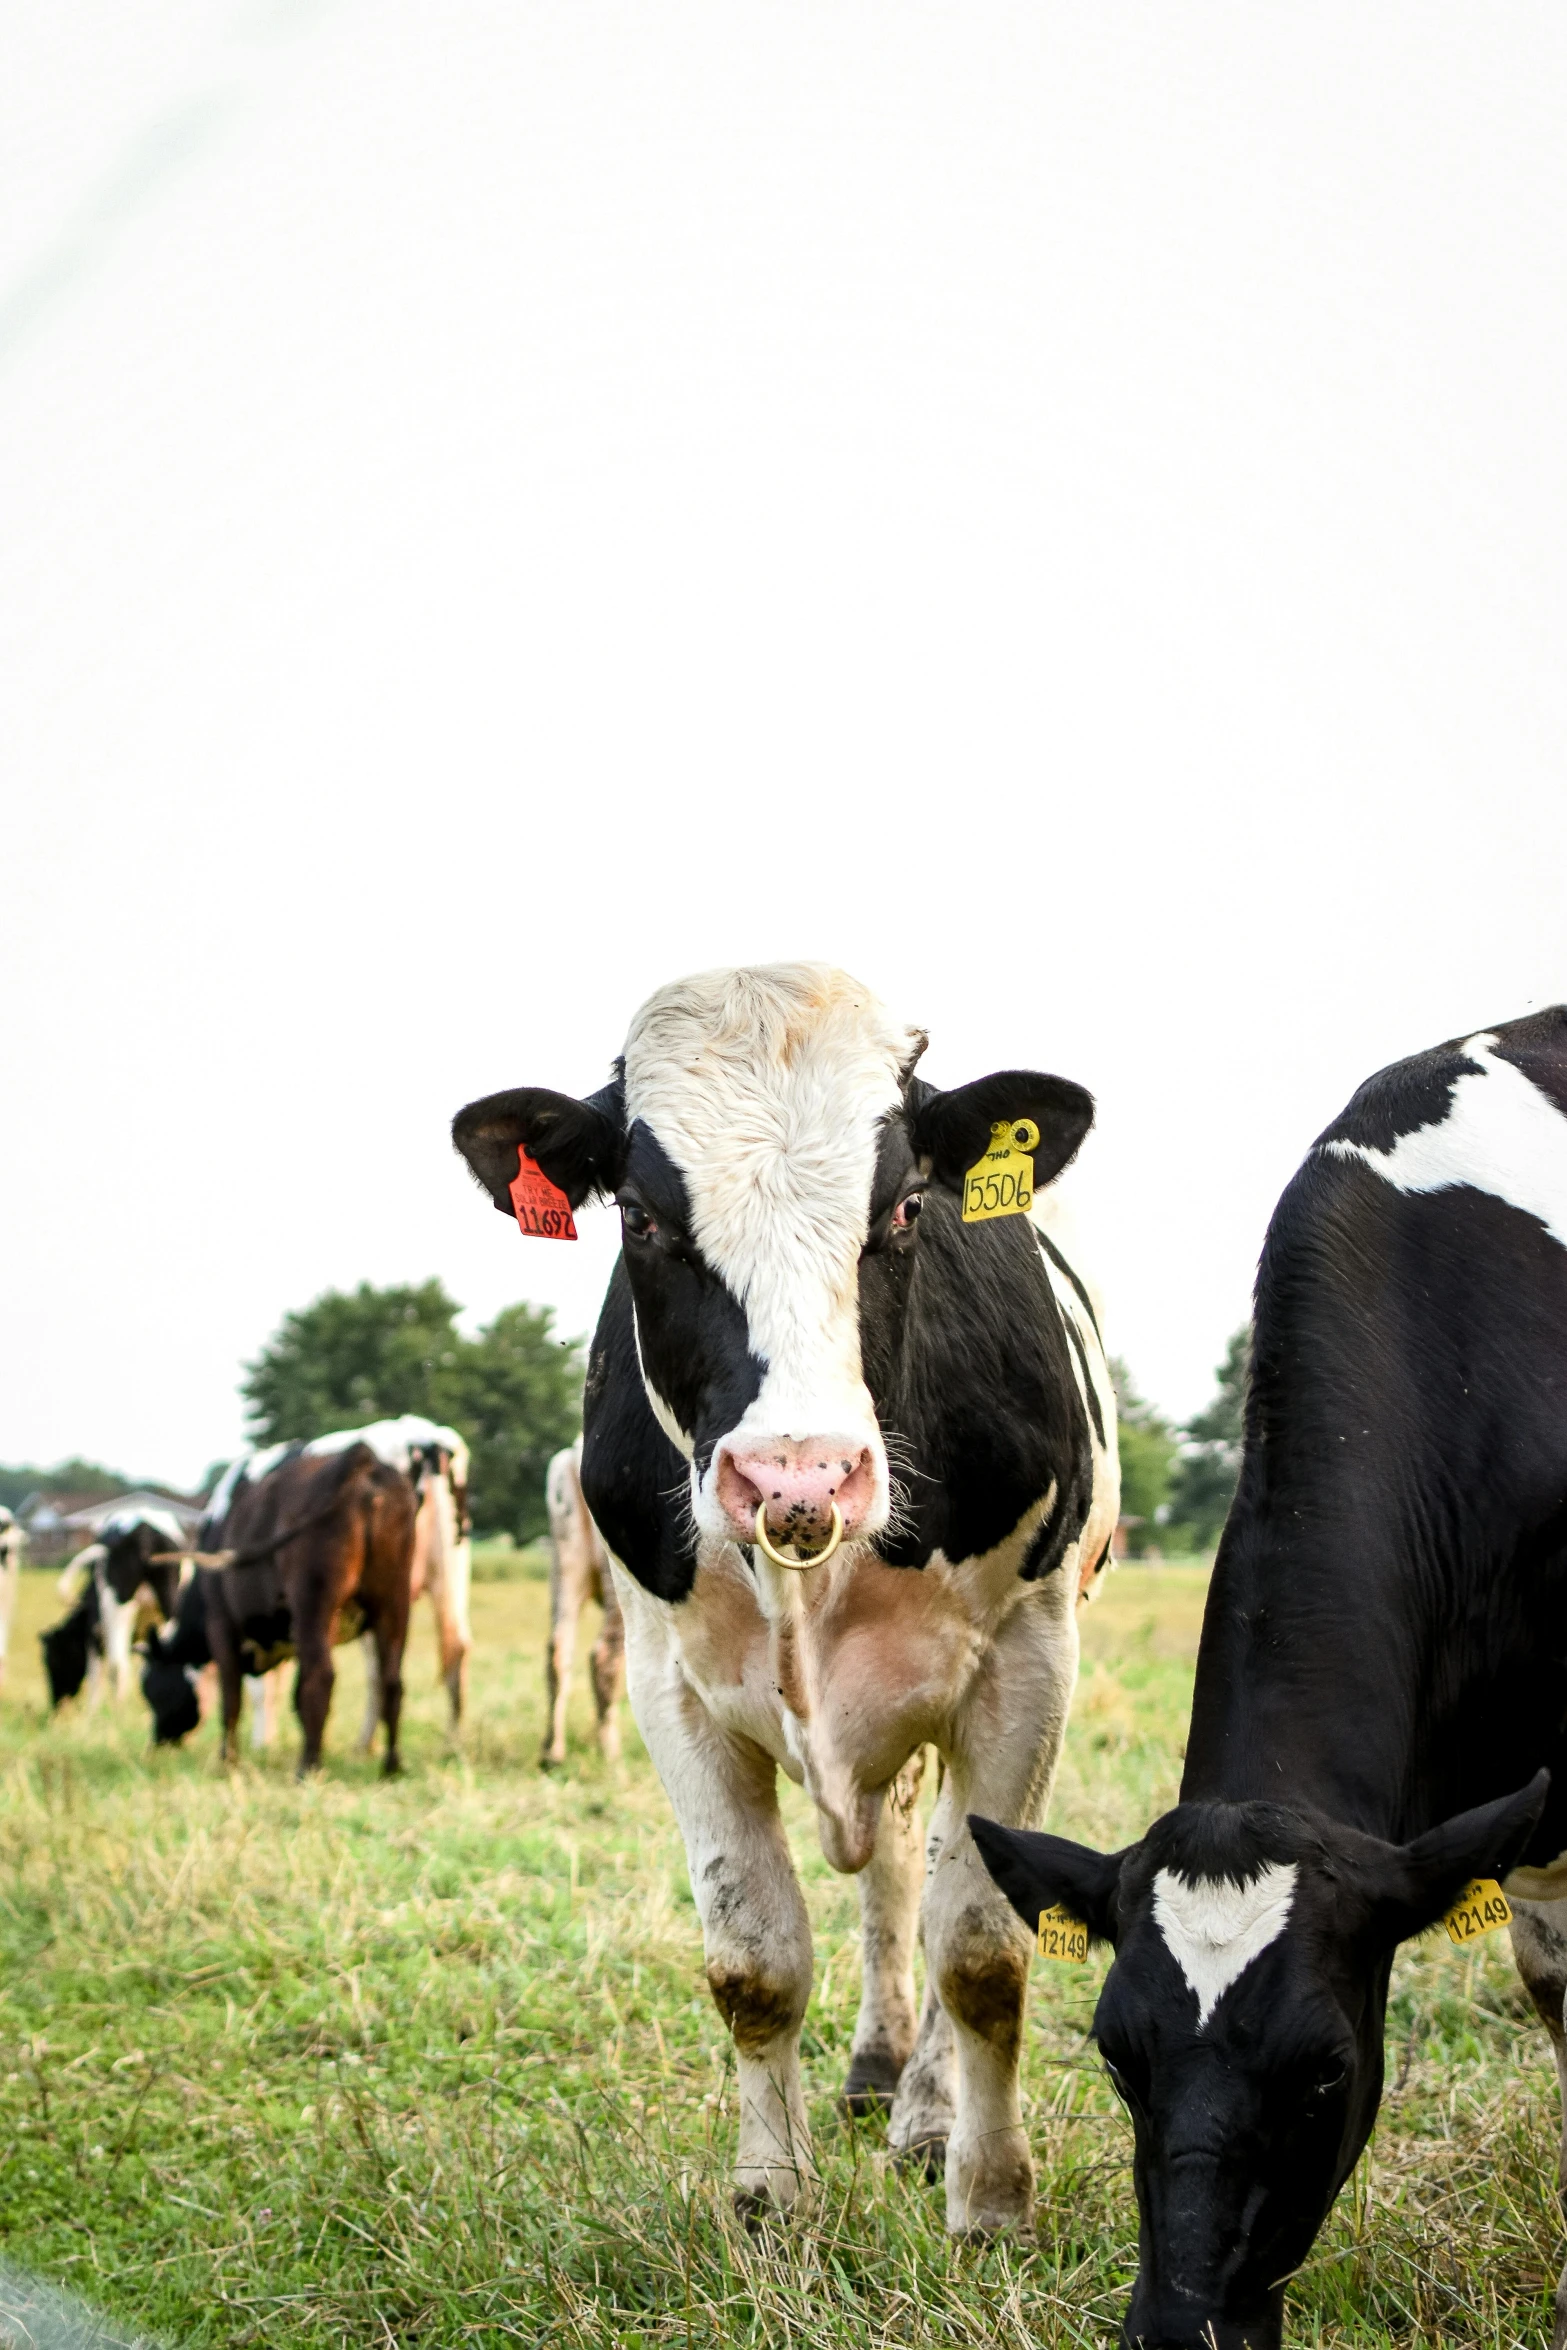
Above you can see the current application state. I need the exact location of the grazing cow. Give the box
[973,1008,1567,2349]
[42,1508,190,1709]
[453,963,1118,2230]
[142,1418,470,1761]
[541,1440,626,1768]
[205,1436,416,1775]
[0,1507,23,1692]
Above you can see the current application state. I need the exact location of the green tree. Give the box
[242,1280,464,1441]
[1166,1324,1251,1552]
[1110,1359,1175,1557]
[439,1303,583,1543]
[241,1281,584,1541]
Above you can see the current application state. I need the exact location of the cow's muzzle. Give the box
[715,1438,878,1551]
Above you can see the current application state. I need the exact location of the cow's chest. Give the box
[644,1496,1066,1865]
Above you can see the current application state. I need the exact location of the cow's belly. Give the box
[611,1499,1076,1872]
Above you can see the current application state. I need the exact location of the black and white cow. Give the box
[974,1006,1567,2348]
[42,1506,190,1709]
[454,963,1119,2230]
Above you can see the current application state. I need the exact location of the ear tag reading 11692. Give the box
[1037,1905,1090,1963]
[963,1118,1041,1224]
[509,1147,577,1241]
[1443,1878,1512,1946]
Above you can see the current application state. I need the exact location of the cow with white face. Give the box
[454,964,1118,2230]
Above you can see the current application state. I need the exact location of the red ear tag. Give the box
[509,1148,577,1240]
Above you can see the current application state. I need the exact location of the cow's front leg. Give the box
[844,1747,926,2116]
[1509,1895,1567,2348]
[628,1636,814,2209]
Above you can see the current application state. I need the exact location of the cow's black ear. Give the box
[911,1072,1094,1194]
[1373,1771,1550,1944]
[969,1815,1127,1947]
[453,1077,625,1213]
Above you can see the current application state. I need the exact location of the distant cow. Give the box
[145,1415,470,1772]
[205,1438,415,1775]
[974,1009,1567,2350]
[541,1442,625,1768]
[0,1504,23,1691]
[42,1507,190,1709]
[0,1507,23,1691]
[454,963,1118,2230]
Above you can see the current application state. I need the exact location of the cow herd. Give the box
[28,1416,474,1774]
[9,963,1567,2350]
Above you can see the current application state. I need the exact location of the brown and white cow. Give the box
[454,964,1118,2231]
[540,1440,626,1768]
[203,1438,415,1774]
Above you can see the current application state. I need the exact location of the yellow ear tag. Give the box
[1443,1879,1512,1946]
[963,1118,1040,1224]
[1037,1905,1090,1963]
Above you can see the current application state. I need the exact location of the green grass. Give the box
[0,1564,1561,2345]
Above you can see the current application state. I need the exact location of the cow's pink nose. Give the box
[716,1441,876,1548]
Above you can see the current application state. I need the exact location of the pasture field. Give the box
[0,1559,1561,2348]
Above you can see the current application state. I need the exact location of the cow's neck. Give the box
[1181,1374,1567,1848]
[864,1201,1090,1571]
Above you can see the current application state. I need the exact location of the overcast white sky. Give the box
[3,1,1565,1488]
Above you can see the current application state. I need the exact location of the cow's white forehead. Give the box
[1152,1863,1298,2029]
[622,964,920,1358]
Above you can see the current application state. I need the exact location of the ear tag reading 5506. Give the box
[963,1118,1040,1224]
[509,1147,577,1241]
[1037,1905,1090,1963]
[1443,1878,1512,1946]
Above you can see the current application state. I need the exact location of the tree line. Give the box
[240,1280,582,1543]
[1113,1325,1249,1556]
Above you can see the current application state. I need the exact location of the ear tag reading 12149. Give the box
[1443,1878,1512,1946]
[509,1147,577,1241]
[963,1118,1041,1224]
[1037,1905,1090,1963]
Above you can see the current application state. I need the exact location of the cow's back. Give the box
[1187,1006,1567,1843]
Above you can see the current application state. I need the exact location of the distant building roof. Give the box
[58,1489,202,1534]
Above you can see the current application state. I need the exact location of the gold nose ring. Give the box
[752,1500,844,1571]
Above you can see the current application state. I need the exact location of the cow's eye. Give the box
[892,1191,925,1232]
[1100,2053,1146,2115]
[1309,2065,1347,2103]
[620,1200,658,1241]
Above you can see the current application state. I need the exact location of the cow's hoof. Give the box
[893,2134,947,2184]
[840,2049,902,2118]
[381,1755,402,1779]
[731,2189,781,2234]
[539,1753,563,1773]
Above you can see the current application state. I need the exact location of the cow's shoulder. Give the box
[581,1261,698,1604]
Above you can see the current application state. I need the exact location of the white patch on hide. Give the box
[99,1505,188,1551]
[1322,1031,1567,1251]
[1153,1862,1297,2027]
[305,1414,469,1481]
